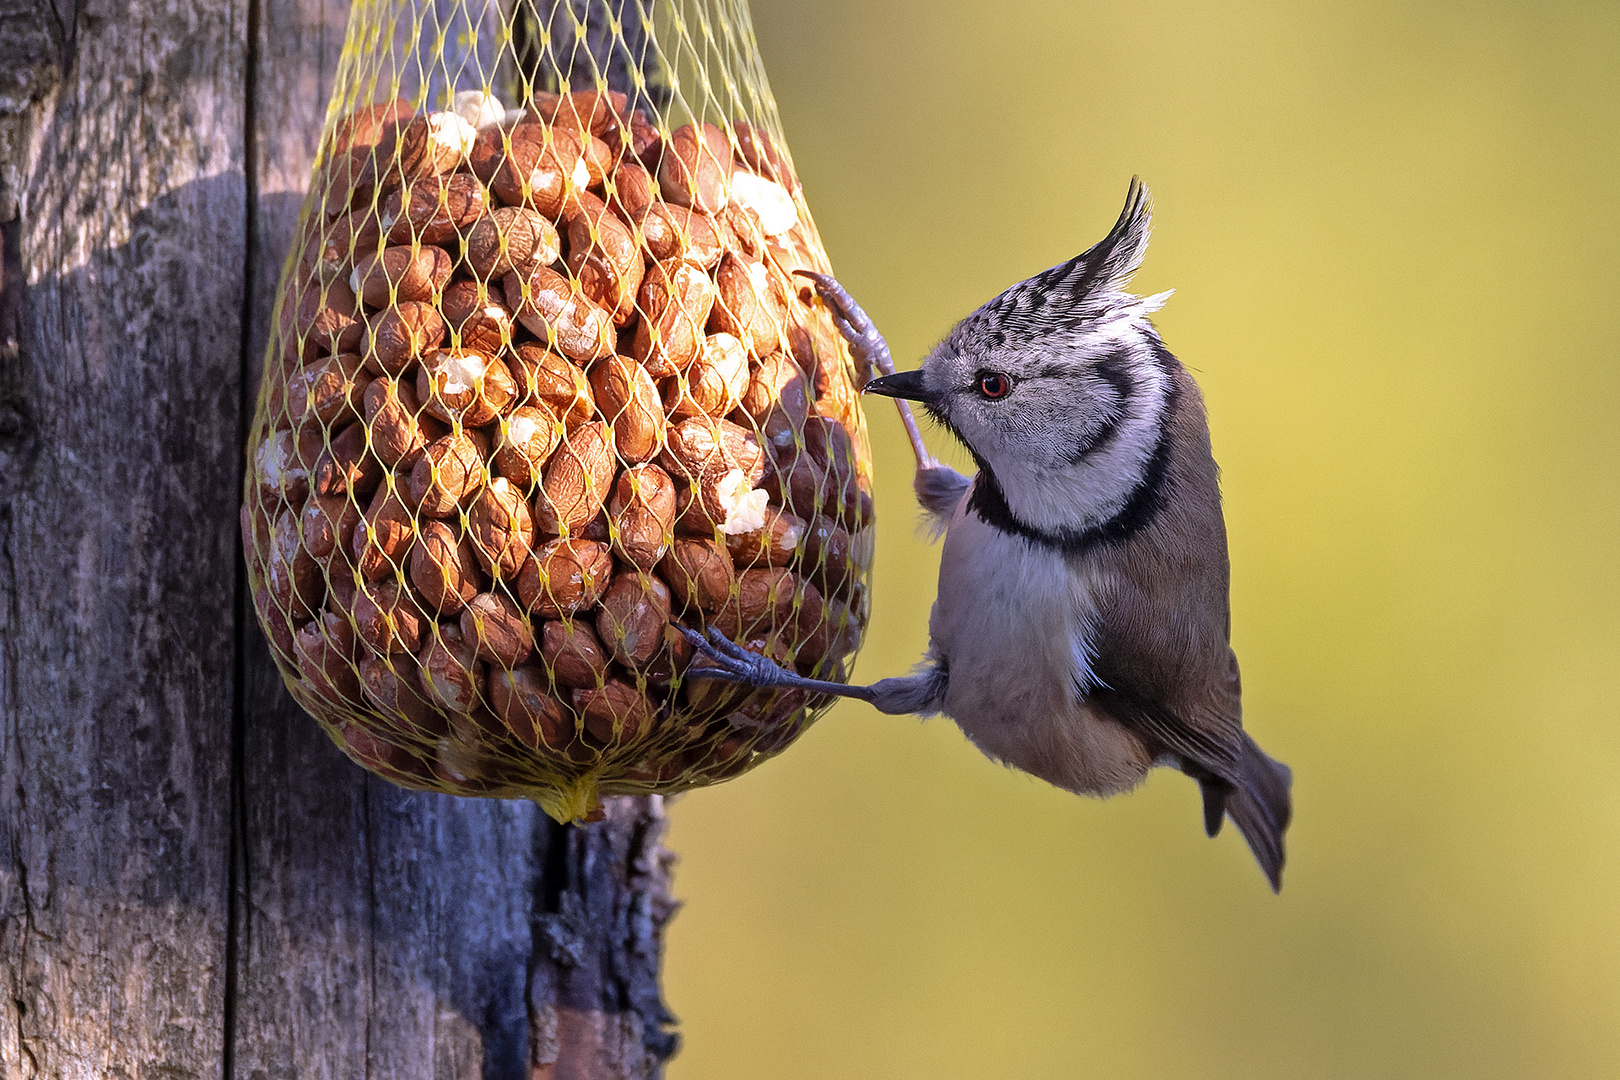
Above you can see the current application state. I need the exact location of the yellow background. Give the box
[665,1,1620,1076]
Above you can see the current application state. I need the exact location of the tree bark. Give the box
[0,1,678,1077]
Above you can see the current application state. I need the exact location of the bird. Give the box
[686,178,1293,890]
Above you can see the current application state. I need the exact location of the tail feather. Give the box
[1225,736,1293,892]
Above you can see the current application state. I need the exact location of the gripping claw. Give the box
[792,269,935,472]
[681,627,792,688]
[679,625,879,704]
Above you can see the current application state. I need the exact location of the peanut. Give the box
[658,122,730,214]
[313,421,383,498]
[358,652,448,738]
[354,482,416,582]
[661,332,747,420]
[632,259,715,377]
[660,415,766,488]
[503,264,616,364]
[710,252,785,357]
[381,172,488,246]
[492,404,563,489]
[363,300,446,376]
[607,463,676,571]
[518,538,613,619]
[416,622,482,714]
[407,430,487,517]
[363,375,444,470]
[576,678,656,747]
[459,591,535,667]
[564,191,643,324]
[659,537,735,614]
[535,420,616,536]
[633,201,723,268]
[595,571,672,668]
[416,349,516,427]
[287,352,371,429]
[463,206,560,281]
[353,578,428,656]
[739,349,810,451]
[350,244,454,308]
[468,476,535,579]
[606,161,656,222]
[268,507,323,621]
[508,344,595,426]
[486,664,573,751]
[409,519,483,615]
[539,618,610,688]
[588,354,664,464]
[438,279,516,356]
[295,611,362,708]
[489,123,586,218]
[726,506,805,568]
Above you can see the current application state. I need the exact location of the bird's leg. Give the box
[795,270,971,519]
[794,271,935,472]
[681,628,949,716]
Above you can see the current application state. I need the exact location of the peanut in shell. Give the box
[409,520,483,615]
[539,618,610,688]
[518,538,614,619]
[460,591,535,667]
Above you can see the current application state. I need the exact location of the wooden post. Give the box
[0,0,678,1076]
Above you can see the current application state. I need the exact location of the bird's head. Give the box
[867,179,1178,536]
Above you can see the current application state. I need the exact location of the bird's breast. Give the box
[928,501,1155,795]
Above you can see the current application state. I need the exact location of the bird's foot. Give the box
[793,270,896,383]
[681,627,798,689]
[680,626,880,703]
[794,270,935,472]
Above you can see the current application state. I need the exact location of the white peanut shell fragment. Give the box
[729,170,798,236]
[716,470,770,535]
[427,111,479,160]
[453,90,507,130]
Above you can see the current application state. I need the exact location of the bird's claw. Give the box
[793,269,887,381]
[680,626,786,688]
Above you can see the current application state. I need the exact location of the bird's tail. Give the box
[1217,736,1293,892]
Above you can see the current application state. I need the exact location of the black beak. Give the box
[863,369,929,402]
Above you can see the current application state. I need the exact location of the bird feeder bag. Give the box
[242,0,873,822]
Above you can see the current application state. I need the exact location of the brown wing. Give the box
[1080,361,1291,889]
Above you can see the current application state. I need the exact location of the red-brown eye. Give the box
[977,372,1011,399]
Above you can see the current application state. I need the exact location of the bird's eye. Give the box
[976,372,1012,399]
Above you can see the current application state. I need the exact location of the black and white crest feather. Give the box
[951,178,1168,351]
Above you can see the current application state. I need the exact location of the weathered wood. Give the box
[529,798,678,1079]
[0,0,680,1076]
[0,0,246,1075]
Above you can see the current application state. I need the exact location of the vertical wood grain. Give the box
[0,0,680,1074]
[0,0,246,1075]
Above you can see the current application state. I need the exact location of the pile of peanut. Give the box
[243,88,870,811]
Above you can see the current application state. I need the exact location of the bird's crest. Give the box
[955,178,1172,349]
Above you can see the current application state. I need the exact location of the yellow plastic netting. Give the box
[242,0,872,822]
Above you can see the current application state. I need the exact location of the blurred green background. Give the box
[663,1,1620,1077]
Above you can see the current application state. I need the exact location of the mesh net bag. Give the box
[242,0,873,822]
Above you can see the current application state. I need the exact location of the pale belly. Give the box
[928,506,1154,797]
